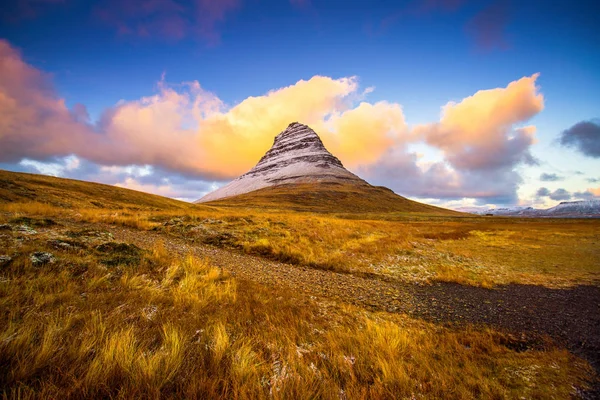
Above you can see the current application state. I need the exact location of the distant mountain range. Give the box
[457,200,600,218]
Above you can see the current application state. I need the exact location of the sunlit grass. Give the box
[0,236,593,398]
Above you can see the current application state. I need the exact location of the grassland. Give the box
[0,226,593,398]
[0,170,598,398]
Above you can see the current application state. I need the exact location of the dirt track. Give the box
[105,224,600,380]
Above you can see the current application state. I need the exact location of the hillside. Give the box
[205,181,459,215]
[0,169,192,211]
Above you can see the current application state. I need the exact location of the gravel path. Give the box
[106,225,600,378]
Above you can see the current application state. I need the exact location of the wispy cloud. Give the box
[465,0,512,51]
[540,172,563,182]
[94,0,241,43]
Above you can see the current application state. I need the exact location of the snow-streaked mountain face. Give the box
[197,122,365,203]
[462,199,600,218]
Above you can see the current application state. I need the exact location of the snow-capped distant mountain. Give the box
[544,200,600,216]
[196,122,365,202]
[462,200,600,218]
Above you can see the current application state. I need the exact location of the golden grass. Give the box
[2,197,598,287]
[147,209,600,287]
[0,235,593,398]
[1,170,598,397]
[3,168,598,287]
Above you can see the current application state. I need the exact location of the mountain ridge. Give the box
[197,122,459,215]
[198,122,365,202]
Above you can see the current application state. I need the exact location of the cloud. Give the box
[0,39,547,206]
[1,0,67,22]
[587,177,600,183]
[558,119,600,158]
[0,39,406,181]
[540,172,563,182]
[0,41,91,163]
[360,73,543,203]
[548,188,571,201]
[573,190,598,200]
[465,0,511,50]
[95,0,240,43]
[536,187,572,201]
[589,187,600,197]
[415,73,542,172]
[359,153,524,204]
[536,187,550,197]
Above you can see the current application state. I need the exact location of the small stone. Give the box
[17,225,37,235]
[30,252,55,265]
[0,255,12,265]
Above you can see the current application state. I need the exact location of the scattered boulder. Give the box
[67,229,108,238]
[0,255,12,265]
[30,252,55,265]
[163,218,184,226]
[47,239,86,250]
[0,224,12,231]
[16,225,37,235]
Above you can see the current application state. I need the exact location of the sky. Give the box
[0,0,599,209]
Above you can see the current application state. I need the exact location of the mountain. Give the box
[199,122,365,202]
[544,200,600,217]
[197,122,458,215]
[463,200,600,218]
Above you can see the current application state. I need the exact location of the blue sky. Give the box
[0,0,599,207]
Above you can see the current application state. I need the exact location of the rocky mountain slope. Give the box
[198,122,365,202]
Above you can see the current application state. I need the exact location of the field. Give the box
[0,170,599,398]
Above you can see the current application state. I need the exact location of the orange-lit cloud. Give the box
[359,74,544,204]
[415,73,543,171]
[0,38,546,205]
[0,40,89,162]
[0,40,407,179]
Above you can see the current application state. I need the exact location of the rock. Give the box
[0,224,12,231]
[0,255,12,265]
[47,239,83,250]
[16,225,37,235]
[30,252,55,265]
[196,122,366,202]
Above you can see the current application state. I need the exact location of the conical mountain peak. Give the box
[197,122,364,202]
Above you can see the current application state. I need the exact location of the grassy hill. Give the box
[202,181,460,215]
[0,169,192,211]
